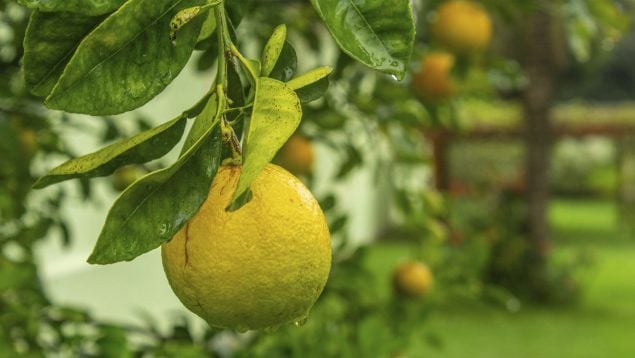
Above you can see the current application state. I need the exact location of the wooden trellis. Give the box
[428,121,635,229]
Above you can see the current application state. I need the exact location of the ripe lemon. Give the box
[411,52,456,102]
[162,164,331,331]
[393,261,434,298]
[277,134,314,176]
[432,0,493,54]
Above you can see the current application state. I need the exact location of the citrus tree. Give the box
[15,0,416,333]
[11,0,627,354]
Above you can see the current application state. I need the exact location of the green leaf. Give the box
[169,6,203,41]
[319,194,336,211]
[195,0,248,50]
[194,9,217,49]
[170,3,220,41]
[310,0,415,80]
[180,93,218,155]
[196,45,218,70]
[269,41,297,82]
[287,66,333,103]
[247,59,262,78]
[295,76,330,104]
[23,11,104,97]
[33,116,187,189]
[229,77,302,208]
[329,215,348,234]
[45,0,207,115]
[33,92,213,189]
[336,144,362,179]
[226,57,246,109]
[17,0,126,16]
[182,89,217,118]
[235,56,261,94]
[260,24,287,77]
[88,124,223,264]
[287,66,332,90]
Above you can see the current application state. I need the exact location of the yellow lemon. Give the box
[162,164,331,331]
[432,0,493,54]
[412,52,456,102]
[393,261,434,298]
[277,134,314,176]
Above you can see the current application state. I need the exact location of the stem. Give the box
[201,0,223,10]
[230,45,259,84]
[214,5,229,89]
[215,83,242,164]
[215,84,225,122]
[224,103,253,114]
[212,1,244,164]
[220,120,243,165]
[227,112,245,126]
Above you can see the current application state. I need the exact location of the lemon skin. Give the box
[432,0,493,54]
[393,261,434,298]
[277,134,314,177]
[412,52,457,102]
[162,164,331,331]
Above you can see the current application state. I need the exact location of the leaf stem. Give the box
[227,112,245,126]
[230,45,259,84]
[223,103,253,114]
[215,84,242,164]
[220,120,243,165]
[214,5,229,89]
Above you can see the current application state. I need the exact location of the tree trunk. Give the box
[430,130,450,192]
[522,5,561,261]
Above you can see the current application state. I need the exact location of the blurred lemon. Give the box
[432,0,493,54]
[18,128,38,160]
[393,261,434,298]
[412,52,456,102]
[277,134,314,176]
[162,164,331,331]
[111,165,145,192]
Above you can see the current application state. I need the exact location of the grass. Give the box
[367,198,635,357]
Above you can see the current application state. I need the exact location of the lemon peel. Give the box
[162,164,331,331]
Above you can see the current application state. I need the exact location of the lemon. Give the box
[432,0,493,54]
[393,261,434,298]
[276,134,314,176]
[17,128,38,160]
[411,52,456,102]
[162,164,331,331]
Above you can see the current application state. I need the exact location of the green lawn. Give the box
[369,199,635,357]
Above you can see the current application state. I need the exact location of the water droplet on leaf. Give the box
[294,317,308,327]
[159,223,169,235]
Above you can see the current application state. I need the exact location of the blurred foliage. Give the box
[552,138,618,197]
[618,138,635,232]
[0,2,182,355]
[444,190,588,305]
[560,24,635,101]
